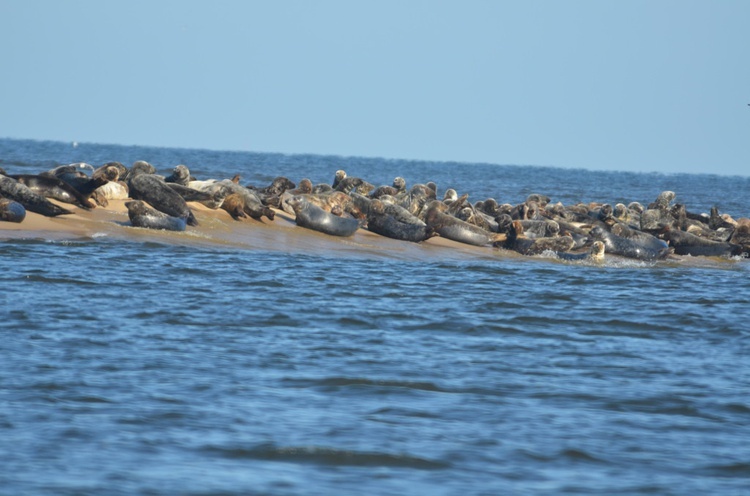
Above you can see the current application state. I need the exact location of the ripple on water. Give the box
[200,443,450,470]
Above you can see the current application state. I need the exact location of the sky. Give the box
[1,0,748,175]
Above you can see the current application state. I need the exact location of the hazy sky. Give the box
[1,0,748,175]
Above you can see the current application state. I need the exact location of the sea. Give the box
[1,137,749,495]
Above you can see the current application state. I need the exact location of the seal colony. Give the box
[1,161,749,263]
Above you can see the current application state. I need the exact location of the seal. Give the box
[423,201,504,246]
[729,218,750,250]
[337,178,376,196]
[93,180,129,206]
[366,199,435,243]
[502,220,575,255]
[125,200,187,232]
[121,160,157,183]
[51,164,121,207]
[280,179,314,214]
[287,195,361,237]
[167,182,229,209]
[663,229,746,258]
[9,173,96,209]
[128,170,198,226]
[332,170,347,189]
[589,226,671,260]
[164,164,192,186]
[0,197,26,223]
[216,180,275,221]
[219,193,248,220]
[0,174,72,217]
[555,241,606,262]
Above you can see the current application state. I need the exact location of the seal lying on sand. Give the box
[0,197,26,223]
[287,196,361,237]
[424,201,504,246]
[662,229,746,258]
[125,200,187,232]
[0,174,72,217]
[589,226,670,260]
[366,199,436,243]
[9,173,96,209]
[128,171,198,226]
[502,220,575,255]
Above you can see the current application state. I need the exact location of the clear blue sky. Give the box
[1,0,748,175]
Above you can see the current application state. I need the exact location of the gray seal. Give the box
[589,226,670,260]
[9,173,95,209]
[502,220,575,255]
[128,171,198,226]
[125,200,187,232]
[663,229,746,258]
[423,201,502,246]
[555,240,606,262]
[0,197,26,223]
[366,199,436,243]
[287,196,361,237]
[0,174,72,217]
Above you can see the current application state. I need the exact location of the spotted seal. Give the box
[9,173,96,209]
[164,165,192,186]
[366,199,435,242]
[287,196,361,237]
[502,220,575,255]
[128,170,198,226]
[125,200,187,232]
[424,201,504,246]
[0,174,72,217]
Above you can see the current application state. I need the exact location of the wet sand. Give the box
[0,200,512,262]
[2,200,745,268]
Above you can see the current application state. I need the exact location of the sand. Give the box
[0,199,511,262]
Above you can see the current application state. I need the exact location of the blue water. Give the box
[1,138,749,495]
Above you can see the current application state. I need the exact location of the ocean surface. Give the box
[1,137,749,495]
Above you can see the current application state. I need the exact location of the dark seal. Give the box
[126,200,187,232]
[366,199,436,243]
[0,197,26,223]
[0,174,72,217]
[128,171,198,226]
[287,196,361,237]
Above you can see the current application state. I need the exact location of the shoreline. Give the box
[0,199,514,262]
[2,199,746,269]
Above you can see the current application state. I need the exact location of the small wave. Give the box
[518,447,608,464]
[699,462,750,478]
[283,376,447,393]
[22,274,98,286]
[202,443,449,470]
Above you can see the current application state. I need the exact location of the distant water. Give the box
[1,138,749,495]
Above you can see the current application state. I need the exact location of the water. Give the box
[1,138,749,495]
